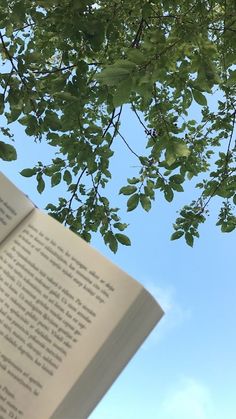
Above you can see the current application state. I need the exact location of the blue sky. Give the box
[1,105,235,419]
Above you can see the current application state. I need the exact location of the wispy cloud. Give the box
[144,282,190,345]
[160,377,215,419]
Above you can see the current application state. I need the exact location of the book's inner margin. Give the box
[0,172,35,244]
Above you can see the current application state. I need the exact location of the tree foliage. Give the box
[0,0,235,251]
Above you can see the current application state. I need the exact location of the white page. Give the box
[0,209,145,419]
[0,172,34,243]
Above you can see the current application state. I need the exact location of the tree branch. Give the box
[131,18,145,47]
[110,121,140,159]
[65,166,87,222]
[198,112,236,213]
[0,31,41,119]
[32,62,104,76]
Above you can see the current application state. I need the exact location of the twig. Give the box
[131,18,145,47]
[108,106,123,146]
[0,31,41,118]
[102,109,116,138]
[32,62,104,76]
[3,69,13,97]
[198,113,236,213]
[110,121,140,158]
[131,103,148,132]
[66,167,87,219]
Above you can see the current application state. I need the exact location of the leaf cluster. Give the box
[0,0,235,250]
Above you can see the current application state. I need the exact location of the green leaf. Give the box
[6,107,21,123]
[0,141,17,161]
[185,232,194,247]
[139,156,149,165]
[165,141,190,165]
[95,67,130,86]
[171,231,184,240]
[37,176,45,194]
[104,231,118,253]
[164,186,174,202]
[128,177,140,184]
[53,92,78,101]
[142,3,153,19]
[0,94,4,114]
[169,174,184,184]
[113,77,133,107]
[113,222,128,231]
[227,70,236,86]
[63,170,72,185]
[109,237,118,253]
[140,194,151,211]
[99,196,109,206]
[188,120,196,126]
[171,183,184,192]
[127,194,139,211]
[44,111,61,131]
[6,23,13,37]
[81,231,92,242]
[173,142,190,158]
[191,89,207,106]
[165,148,176,166]
[51,172,62,187]
[0,1,233,250]
[109,60,136,71]
[18,114,38,127]
[127,49,146,65]
[136,81,153,100]
[221,223,235,233]
[119,185,137,195]
[115,233,131,246]
[20,168,37,177]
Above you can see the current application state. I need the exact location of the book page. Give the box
[0,209,147,419]
[0,172,34,244]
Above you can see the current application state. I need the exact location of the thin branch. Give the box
[0,22,36,37]
[0,32,23,79]
[131,103,148,132]
[131,18,145,47]
[199,168,235,214]
[224,111,236,169]
[14,22,36,32]
[110,121,140,159]
[83,108,122,201]
[108,106,123,146]
[32,62,104,76]
[102,108,116,138]
[198,113,236,213]
[66,167,87,221]
[32,64,77,75]
[3,69,13,97]
[0,31,41,118]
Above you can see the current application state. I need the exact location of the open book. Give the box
[0,172,164,419]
